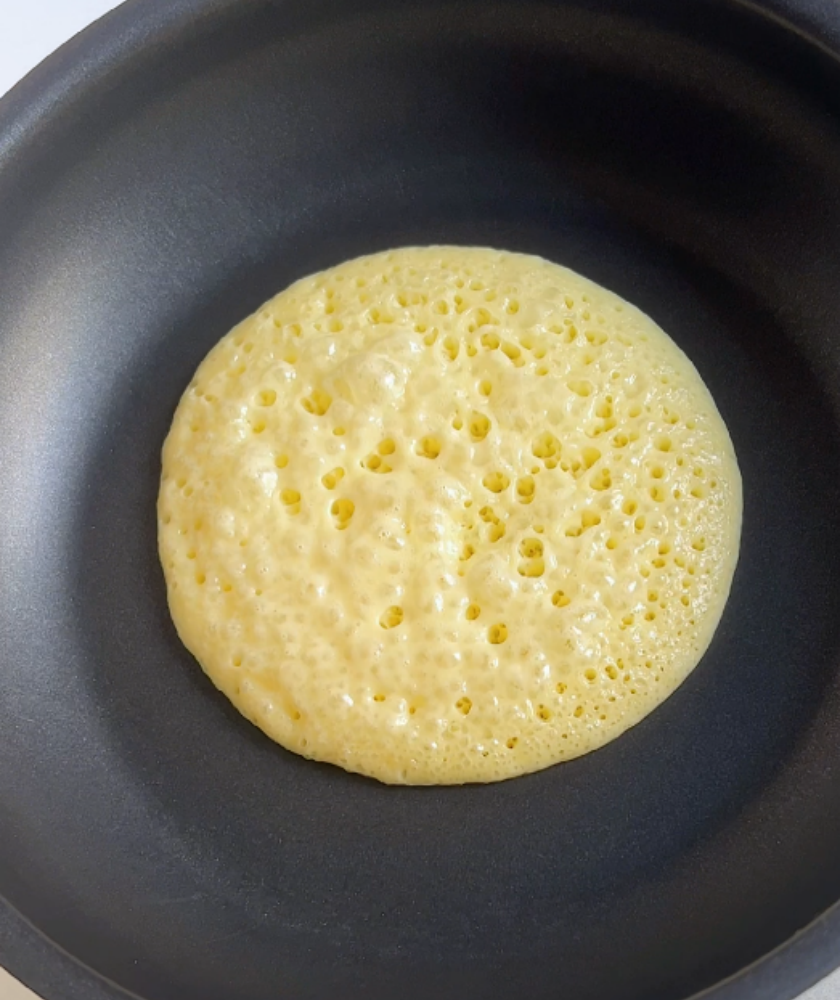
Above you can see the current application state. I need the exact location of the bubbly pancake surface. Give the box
[159,247,741,784]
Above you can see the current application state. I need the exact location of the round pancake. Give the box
[158,247,742,785]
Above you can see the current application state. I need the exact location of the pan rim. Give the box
[1,1,840,999]
[3,887,840,1000]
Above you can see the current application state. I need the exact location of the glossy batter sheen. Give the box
[158,247,742,784]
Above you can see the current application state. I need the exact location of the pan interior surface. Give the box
[1,2,840,1000]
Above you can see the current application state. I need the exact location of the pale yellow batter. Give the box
[158,247,741,784]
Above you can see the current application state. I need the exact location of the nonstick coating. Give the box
[2,2,840,999]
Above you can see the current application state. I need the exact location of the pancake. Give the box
[158,246,742,784]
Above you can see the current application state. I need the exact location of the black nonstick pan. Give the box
[2,1,840,999]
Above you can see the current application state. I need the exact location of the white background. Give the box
[0,2,836,999]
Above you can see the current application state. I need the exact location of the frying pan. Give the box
[2,1,840,999]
